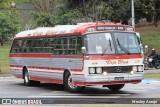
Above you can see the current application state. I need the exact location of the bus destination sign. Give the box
[96,26,125,31]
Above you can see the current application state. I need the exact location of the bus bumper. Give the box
[72,73,143,86]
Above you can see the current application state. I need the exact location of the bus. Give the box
[10,22,144,92]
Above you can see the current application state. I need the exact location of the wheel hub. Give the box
[68,75,77,89]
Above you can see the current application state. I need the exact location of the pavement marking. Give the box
[38,93,131,96]
[28,95,120,98]
[124,90,148,92]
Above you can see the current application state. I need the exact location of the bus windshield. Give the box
[85,32,141,55]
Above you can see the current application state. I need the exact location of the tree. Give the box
[0,11,20,46]
[104,0,131,24]
[30,0,160,27]
[30,0,82,26]
[0,0,12,9]
[134,0,154,24]
[67,0,111,22]
[152,0,160,27]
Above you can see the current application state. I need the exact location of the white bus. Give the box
[10,22,144,92]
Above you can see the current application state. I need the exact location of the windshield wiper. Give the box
[101,39,112,56]
[117,38,130,55]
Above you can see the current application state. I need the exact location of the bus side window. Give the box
[31,39,43,53]
[54,37,67,55]
[76,37,83,55]
[26,39,33,53]
[21,40,28,53]
[68,37,76,55]
[11,39,22,53]
[42,38,49,53]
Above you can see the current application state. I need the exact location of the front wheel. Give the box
[144,62,149,70]
[64,72,84,93]
[155,62,160,69]
[107,84,125,91]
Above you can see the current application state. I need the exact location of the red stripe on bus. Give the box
[10,54,84,58]
[10,54,52,58]
[72,74,84,76]
[74,80,141,86]
[88,54,142,60]
[30,76,63,84]
[10,53,141,59]
[14,75,22,79]
[10,65,83,72]
[29,70,64,74]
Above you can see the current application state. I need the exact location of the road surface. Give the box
[0,69,160,105]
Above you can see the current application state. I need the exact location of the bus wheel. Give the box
[64,72,83,93]
[107,84,125,91]
[24,69,40,86]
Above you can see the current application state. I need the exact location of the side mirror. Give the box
[81,47,86,54]
[136,32,140,38]
[144,45,148,53]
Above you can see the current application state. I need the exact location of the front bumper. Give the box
[72,73,143,86]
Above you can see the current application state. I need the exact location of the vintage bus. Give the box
[10,22,144,92]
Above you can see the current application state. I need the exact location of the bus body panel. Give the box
[10,22,144,90]
[10,53,84,84]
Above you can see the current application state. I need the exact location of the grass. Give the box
[144,73,160,79]
[0,42,11,74]
[136,26,160,54]
[136,26,160,35]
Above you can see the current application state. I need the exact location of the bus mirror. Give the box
[136,32,140,38]
[81,47,86,54]
[144,45,148,53]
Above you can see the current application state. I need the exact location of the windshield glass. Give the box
[114,32,141,54]
[85,33,115,55]
[85,32,141,55]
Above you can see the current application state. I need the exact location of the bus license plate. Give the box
[114,77,124,80]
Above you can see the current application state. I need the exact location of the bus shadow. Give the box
[81,86,135,95]
[14,82,135,95]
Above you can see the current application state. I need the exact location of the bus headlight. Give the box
[132,66,137,71]
[89,67,95,74]
[103,71,108,76]
[130,71,135,75]
[96,67,102,74]
[138,65,143,72]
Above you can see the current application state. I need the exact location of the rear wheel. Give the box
[64,72,84,93]
[107,84,125,91]
[24,69,40,86]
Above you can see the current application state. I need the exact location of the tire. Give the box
[155,62,160,69]
[64,72,84,93]
[24,69,40,86]
[107,84,125,91]
[144,62,149,70]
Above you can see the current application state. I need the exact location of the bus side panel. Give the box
[10,56,23,78]
[10,53,84,84]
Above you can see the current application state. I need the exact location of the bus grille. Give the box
[103,66,132,73]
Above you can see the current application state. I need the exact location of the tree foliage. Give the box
[0,11,20,46]
[30,0,160,27]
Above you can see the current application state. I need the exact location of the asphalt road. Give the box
[0,69,160,105]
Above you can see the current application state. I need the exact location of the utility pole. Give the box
[131,0,135,28]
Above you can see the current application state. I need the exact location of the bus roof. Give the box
[15,22,134,38]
